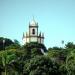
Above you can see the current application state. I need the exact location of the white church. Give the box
[22,18,44,44]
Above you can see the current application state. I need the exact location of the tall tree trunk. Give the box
[5,66,7,75]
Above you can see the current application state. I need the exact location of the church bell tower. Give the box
[22,18,44,45]
[29,18,38,42]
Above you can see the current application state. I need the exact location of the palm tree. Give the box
[0,50,17,75]
[61,40,64,48]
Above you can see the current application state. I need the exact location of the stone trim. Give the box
[29,25,38,28]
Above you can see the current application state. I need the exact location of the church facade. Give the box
[22,19,44,44]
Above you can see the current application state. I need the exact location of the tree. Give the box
[59,64,67,75]
[5,39,21,50]
[10,49,28,75]
[47,47,67,64]
[14,39,20,45]
[5,44,21,50]
[23,56,60,75]
[23,42,47,53]
[0,37,14,51]
[0,50,17,75]
[66,50,75,75]
[65,42,75,49]
[31,48,43,58]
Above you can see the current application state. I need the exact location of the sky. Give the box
[0,0,75,48]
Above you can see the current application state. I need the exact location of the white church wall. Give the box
[22,38,26,45]
[27,38,29,43]
[30,37,37,42]
[41,39,44,44]
[38,38,41,43]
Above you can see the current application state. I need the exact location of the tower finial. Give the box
[33,16,35,21]
[22,32,25,39]
[42,33,44,37]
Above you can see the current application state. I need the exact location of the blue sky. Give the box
[0,0,75,48]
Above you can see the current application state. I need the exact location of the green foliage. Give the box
[66,50,75,75]
[48,47,68,64]
[0,37,14,51]
[0,37,75,75]
[5,44,21,50]
[5,39,21,50]
[47,49,59,58]
[0,50,17,65]
[0,50,17,75]
[14,39,20,46]
[59,64,67,75]
[23,56,60,75]
[23,42,47,52]
[31,48,43,57]
[65,42,75,49]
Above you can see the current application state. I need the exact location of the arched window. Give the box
[32,29,35,34]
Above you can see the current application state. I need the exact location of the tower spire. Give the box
[30,16,37,26]
[22,32,25,39]
[33,16,35,21]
